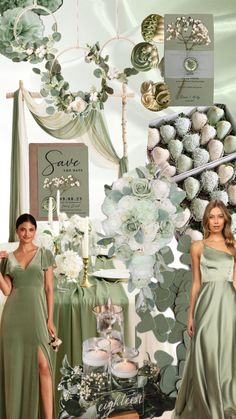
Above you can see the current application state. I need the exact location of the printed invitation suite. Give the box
[164,14,214,106]
[29,143,89,220]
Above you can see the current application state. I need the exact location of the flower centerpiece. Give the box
[100,164,186,311]
[54,250,83,286]
[35,212,87,288]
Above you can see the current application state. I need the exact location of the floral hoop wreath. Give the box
[33,40,140,116]
[1,4,61,64]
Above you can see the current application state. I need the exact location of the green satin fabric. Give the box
[52,263,129,416]
[172,245,236,419]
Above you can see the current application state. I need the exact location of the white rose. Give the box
[152,179,170,200]
[69,98,87,113]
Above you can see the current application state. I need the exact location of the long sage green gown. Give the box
[172,244,236,419]
[0,247,55,419]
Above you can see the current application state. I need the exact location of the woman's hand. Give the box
[47,319,57,337]
[0,250,8,260]
[187,316,195,338]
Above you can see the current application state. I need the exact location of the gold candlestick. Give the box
[80,258,94,288]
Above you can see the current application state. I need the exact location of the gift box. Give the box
[147,104,236,232]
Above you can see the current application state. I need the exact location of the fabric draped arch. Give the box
[8,88,128,241]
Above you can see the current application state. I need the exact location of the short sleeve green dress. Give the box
[0,247,55,419]
[172,244,236,419]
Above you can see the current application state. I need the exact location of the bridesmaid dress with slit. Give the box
[172,244,236,419]
[0,247,55,419]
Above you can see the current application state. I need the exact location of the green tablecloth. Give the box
[52,276,129,416]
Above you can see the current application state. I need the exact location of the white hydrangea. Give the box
[55,250,83,281]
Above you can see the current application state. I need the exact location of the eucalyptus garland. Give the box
[33,41,139,116]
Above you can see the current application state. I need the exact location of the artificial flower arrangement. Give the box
[35,213,108,286]
[99,163,187,311]
[147,105,236,235]
[0,5,61,63]
[35,213,86,285]
[0,0,63,16]
[58,354,175,419]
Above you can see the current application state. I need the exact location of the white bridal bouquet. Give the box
[100,164,187,308]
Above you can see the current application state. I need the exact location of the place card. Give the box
[164,14,214,106]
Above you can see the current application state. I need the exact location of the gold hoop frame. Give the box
[100,36,135,55]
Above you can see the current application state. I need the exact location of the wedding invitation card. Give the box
[164,14,214,106]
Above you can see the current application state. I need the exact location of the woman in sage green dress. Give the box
[0,213,56,419]
[172,200,236,419]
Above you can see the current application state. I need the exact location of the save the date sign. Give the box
[29,143,89,220]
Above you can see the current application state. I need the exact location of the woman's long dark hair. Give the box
[16,213,37,230]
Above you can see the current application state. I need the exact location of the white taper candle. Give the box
[48,197,53,224]
[82,216,89,258]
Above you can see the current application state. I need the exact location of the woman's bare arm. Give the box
[44,266,56,336]
[0,272,12,296]
[187,241,202,336]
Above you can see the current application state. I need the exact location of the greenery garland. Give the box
[33,41,139,116]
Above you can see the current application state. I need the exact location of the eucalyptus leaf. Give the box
[160,365,179,395]
[134,228,144,244]
[177,343,187,361]
[51,88,60,96]
[180,253,191,266]
[109,190,123,203]
[97,237,114,246]
[168,322,185,344]
[136,168,146,178]
[136,311,155,333]
[154,350,174,369]
[177,235,191,254]
[105,85,114,94]
[52,32,62,42]
[46,106,55,115]
[94,68,103,78]
[154,314,170,334]
[32,67,41,74]
[108,244,115,258]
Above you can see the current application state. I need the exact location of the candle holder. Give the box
[111,346,139,389]
[80,257,94,288]
[92,302,124,339]
[83,337,110,374]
